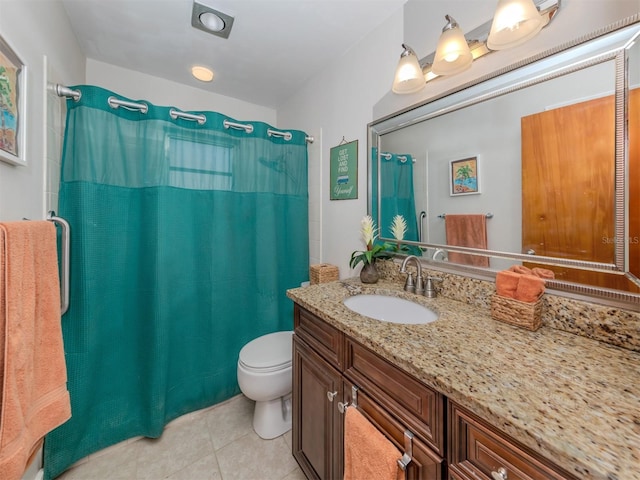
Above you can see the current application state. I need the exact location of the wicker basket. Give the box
[490,294,543,331]
[310,264,339,284]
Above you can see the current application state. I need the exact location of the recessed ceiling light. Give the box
[199,12,225,32]
[191,65,214,82]
[191,2,234,39]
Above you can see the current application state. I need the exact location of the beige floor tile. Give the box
[135,416,214,479]
[203,394,255,450]
[51,394,301,480]
[215,433,299,480]
[164,453,222,480]
[56,441,139,479]
[283,465,307,480]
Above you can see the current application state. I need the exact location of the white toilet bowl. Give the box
[237,331,293,439]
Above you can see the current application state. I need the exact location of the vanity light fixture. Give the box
[191,2,235,39]
[432,15,473,76]
[392,0,560,94]
[191,65,214,82]
[392,44,426,94]
[487,0,546,50]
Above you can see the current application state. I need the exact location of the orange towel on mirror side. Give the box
[515,274,546,303]
[444,214,490,267]
[495,270,520,298]
[0,222,71,480]
[531,267,555,280]
[508,265,533,275]
[343,406,403,480]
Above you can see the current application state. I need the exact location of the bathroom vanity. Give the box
[287,278,640,480]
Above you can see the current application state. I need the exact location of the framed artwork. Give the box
[450,156,480,196]
[0,33,26,166]
[330,139,358,200]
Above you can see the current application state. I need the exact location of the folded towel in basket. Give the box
[343,406,404,480]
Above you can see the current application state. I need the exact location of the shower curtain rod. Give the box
[54,84,315,143]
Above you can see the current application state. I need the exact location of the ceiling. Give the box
[61,0,407,109]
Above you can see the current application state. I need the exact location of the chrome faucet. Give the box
[400,255,425,295]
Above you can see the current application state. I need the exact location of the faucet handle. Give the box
[424,276,442,298]
[415,274,425,296]
[404,272,416,294]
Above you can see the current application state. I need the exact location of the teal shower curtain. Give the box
[371,150,419,247]
[44,86,309,479]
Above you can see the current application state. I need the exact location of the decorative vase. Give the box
[360,262,379,284]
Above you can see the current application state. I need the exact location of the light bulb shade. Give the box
[487,0,544,50]
[191,65,214,82]
[199,12,226,32]
[392,46,425,94]
[432,25,473,76]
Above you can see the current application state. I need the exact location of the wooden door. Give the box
[521,94,639,291]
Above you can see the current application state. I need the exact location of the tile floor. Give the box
[55,395,306,480]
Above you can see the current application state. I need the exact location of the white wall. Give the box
[278,8,405,276]
[86,59,277,125]
[0,0,85,221]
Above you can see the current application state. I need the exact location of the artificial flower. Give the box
[349,215,391,269]
[390,215,407,241]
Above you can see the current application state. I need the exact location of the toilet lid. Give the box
[238,331,293,371]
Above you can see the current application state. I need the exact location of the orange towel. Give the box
[0,221,71,480]
[495,270,520,298]
[515,274,546,303]
[508,265,533,275]
[444,214,490,267]
[344,406,403,480]
[531,267,555,280]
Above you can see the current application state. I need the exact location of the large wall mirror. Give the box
[369,18,640,305]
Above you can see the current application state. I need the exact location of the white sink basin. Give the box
[343,294,438,324]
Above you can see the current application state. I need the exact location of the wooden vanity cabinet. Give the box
[293,304,445,480]
[448,402,578,480]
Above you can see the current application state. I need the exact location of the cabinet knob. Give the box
[491,467,508,480]
[326,391,337,402]
[338,401,349,413]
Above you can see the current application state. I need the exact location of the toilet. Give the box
[237,330,293,439]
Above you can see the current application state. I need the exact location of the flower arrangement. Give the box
[349,215,404,269]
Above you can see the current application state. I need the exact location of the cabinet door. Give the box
[293,335,343,480]
[344,380,444,480]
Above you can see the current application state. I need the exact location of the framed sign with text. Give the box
[329,140,358,200]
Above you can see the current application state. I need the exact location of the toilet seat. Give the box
[238,331,293,373]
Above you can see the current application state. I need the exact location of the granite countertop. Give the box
[287,278,640,480]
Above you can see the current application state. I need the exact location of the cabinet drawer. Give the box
[294,304,344,370]
[344,338,444,455]
[448,402,577,480]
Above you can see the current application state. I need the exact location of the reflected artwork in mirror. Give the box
[369,17,640,304]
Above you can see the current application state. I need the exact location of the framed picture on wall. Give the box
[449,156,480,196]
[0,33,26,166]
[330,139,358,200]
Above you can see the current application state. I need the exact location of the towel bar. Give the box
[438,212,493,219]
[397,430,414,471]
[338,385,359,414]
[47,211,70,315]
